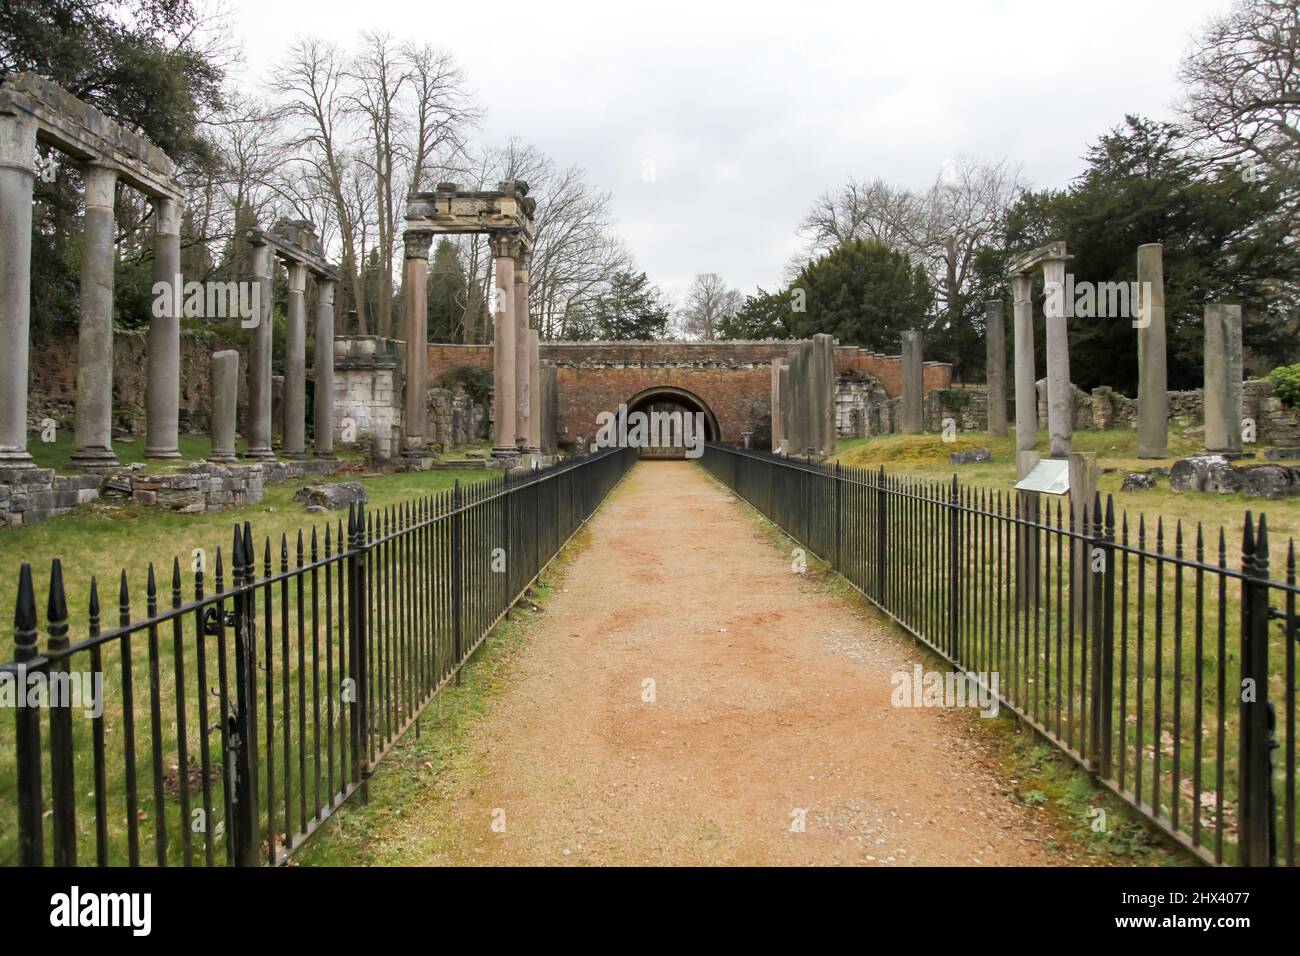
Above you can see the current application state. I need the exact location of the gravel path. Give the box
[407,460,1083,866]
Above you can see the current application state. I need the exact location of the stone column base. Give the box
[69,448,120,471]
[491,445,521,465]
[244,447,277,461]
[144,448,182,460]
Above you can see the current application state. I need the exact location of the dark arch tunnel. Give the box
[623,386,720,458]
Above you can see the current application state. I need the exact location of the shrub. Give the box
[1269,364,1300,409]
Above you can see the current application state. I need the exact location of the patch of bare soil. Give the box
[408,461,1088,866]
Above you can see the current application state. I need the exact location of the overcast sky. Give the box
[228,0,1229,302]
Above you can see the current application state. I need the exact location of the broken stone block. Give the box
[292,481,368,511]
[949,448,992,465]
[1121,472,1157,492]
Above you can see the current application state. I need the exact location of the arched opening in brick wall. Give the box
[624,386,720,457]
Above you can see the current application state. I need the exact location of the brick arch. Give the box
[624,386,721,442]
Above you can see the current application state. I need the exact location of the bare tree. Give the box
[272,37,370,332]
[794,156,1022,326]
[1180,0,1300,172]
[678,273,743,340]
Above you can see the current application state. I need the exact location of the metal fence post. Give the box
[948,474,960,661]
[452,480,464,684]
[13,563,43,866]
[1239,513,1275,865]
[346,503,368,789]
[1088,493,1115,776]
[833,462,842,573]
[876,466,887,605]
[230,525,261,866]
[46,560,76,866]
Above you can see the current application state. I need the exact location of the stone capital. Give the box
[82,162,118,210]
[318,278,336,305]
[489,232,523,260]
[404,231,433,260]
[0,107,38,175]
[154,196,182,236]
[287,261,307,294]
[1010,273,1033,305]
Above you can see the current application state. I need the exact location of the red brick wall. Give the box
[425,340,954,443]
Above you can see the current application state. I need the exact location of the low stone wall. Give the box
[28,327,249,437]
[0,457,356,527]
[0,468,101,526]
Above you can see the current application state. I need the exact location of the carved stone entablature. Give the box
[0,72,182,202]
[1007,241,1071,277]
[405,179,536,249]
[247,223,338,280]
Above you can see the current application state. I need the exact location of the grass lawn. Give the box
[833,427,1300,563]
[0,465,498,866]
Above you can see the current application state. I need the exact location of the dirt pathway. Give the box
[405,461,1082,866]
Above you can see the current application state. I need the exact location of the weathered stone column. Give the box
[1011,275,1038,476]
[527,328,542,454]
[795,341,815,453]
[71,163,121,469]
[282,261,308,458]
[514,252,532,451]
[210,350,239,464]
[0,107,38,467]
[1011,274,1039,609]
[985,299,1008,438]
[1042,257,1072,458]
[245,240,275,460]
[1204,303,1243,454]
[314,278,337,458]
[900,330,923,435]
[1136,243,1168,458]
[145,197,183,459]
[490,234,519,462]
[402,232,432,456]
[770,357,785,452]
[777,362,792,453]
[813,333,836,455]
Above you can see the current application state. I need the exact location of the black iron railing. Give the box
[701,442,1296,867]
[2,447,635,866]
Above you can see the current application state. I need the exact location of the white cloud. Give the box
[228,0,1229,301]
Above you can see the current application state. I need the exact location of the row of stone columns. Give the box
[240,232,337,462]
[0,111,188,469]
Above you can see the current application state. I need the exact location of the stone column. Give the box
[526,329,542,455]
[795,341,815,453]
[145,196,183,459]
[813,333,836,455]
[514,252,532,451]
[314,278,337,458]
[1042,257,1072,458]
[770,357,785,452]
[0,108,38,467]
[1011,274,1039,609]
[210,350,239,464]
[402,232,432,456]
[777,363,792,454]
[900,330,923,435]
[1136,243,1168,458]
[1068,451,1099,632]
[985,299,1008,438]
[490,234,519,462]
[70,163,120,470]
[282,261,308,458]
[1011,275,1038,476]
[245,240,275,459]
[1204,303,1244,454]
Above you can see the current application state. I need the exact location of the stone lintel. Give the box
[246,225,338,279]
[405,182,536,247]
[1007,241,1072,277]
[0,73,182,202]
